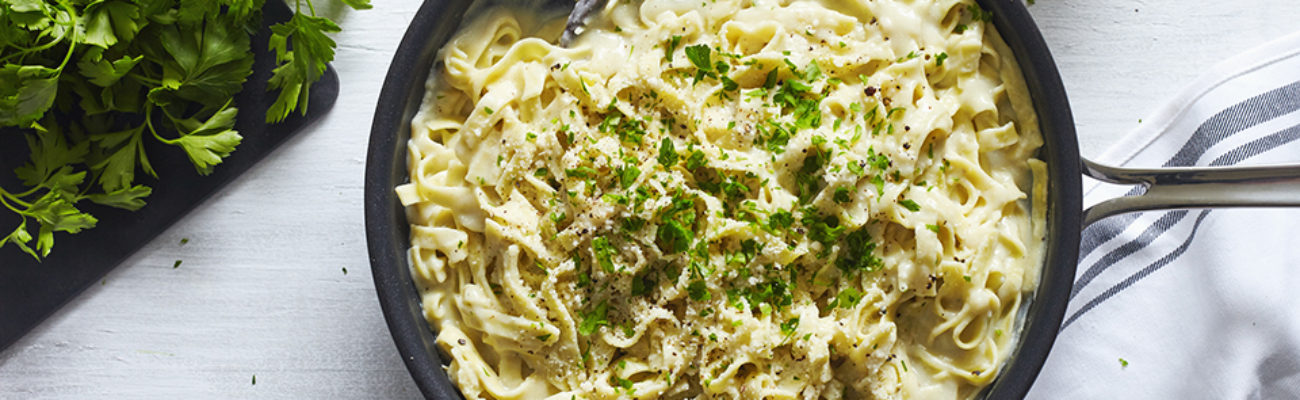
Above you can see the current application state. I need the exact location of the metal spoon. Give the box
[559,0,608,46]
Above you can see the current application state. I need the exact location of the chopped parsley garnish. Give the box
[598,106,647,144]
[685,45,711,69]
[631,272,656,296]
[802,211,846,248]
[968,4,994,22]
[592,237,617,273]
[688,280,711,301]
[833,187,853,203]
[684,44,715,84]
[657,137,678,167]
[899,199,921,212]
[665,35,683,61]
[829,287,864,309]
[836,228,883,273]
[655,193,698,254]
[686,149,707,170]
[617,164,640,189]
[578,301,609,335]
[622,217,646,232]
[926,224,941,233]
[768,210,794,231]
[780,317,800,337]
[796,143,828,203]
[614,376,634,391]
[565,166,597,179]
[936,52,949,67]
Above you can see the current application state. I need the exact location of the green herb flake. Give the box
[780,317,800,337]
[685,44,713,71]
[836,228,883,273]
[829,287,863,309]
[578,301,609,335]
[618,165,641,189]
[592,237,617,273]
[657,138,679,167]
[665,35,683,61]
[565,166,598,179]
[833,187,853,203]
[768,210,794,231]
[688,280,711,301]
[968,4,994,22]
[899,199,921,212]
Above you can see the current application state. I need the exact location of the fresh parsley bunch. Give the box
[0,0,369,259]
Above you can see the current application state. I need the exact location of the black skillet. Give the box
[365,0,1300,397]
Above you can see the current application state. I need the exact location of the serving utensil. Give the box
[560,0,606,46]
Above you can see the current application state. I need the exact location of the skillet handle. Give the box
[1081,158,1300,226]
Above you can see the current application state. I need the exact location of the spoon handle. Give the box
[560,0,608,47]
[1081,158,1300,226]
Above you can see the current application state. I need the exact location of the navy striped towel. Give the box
[1029,32,1300,398]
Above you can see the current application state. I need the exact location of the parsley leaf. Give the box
[578,301,609,335]
[780,317,800,336]
[829,287,863,309]
[657,137,678,167]
[836,228,883,273]
[685,149,707,170]
[267,11,341,123]
[592,237,617,273]
[684,44,712,71]
[655,194,697,254]
[0,65,59,127]
[664,35,683,61]
[688,280,711,301]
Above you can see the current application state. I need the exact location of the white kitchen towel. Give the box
[1027,32,1300,398]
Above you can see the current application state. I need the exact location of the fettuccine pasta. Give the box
[396,0,1047,398]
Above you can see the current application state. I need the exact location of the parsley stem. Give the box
[0,34,66,65]
[0,189,32,211]
[51,0,79,73]
[128,73,163,86]
[143,105,173,144]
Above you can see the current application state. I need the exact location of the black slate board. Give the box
[0,1,339,352]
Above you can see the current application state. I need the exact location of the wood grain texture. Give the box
[2,0,1298,398]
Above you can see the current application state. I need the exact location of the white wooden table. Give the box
[2,0,1297,398]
